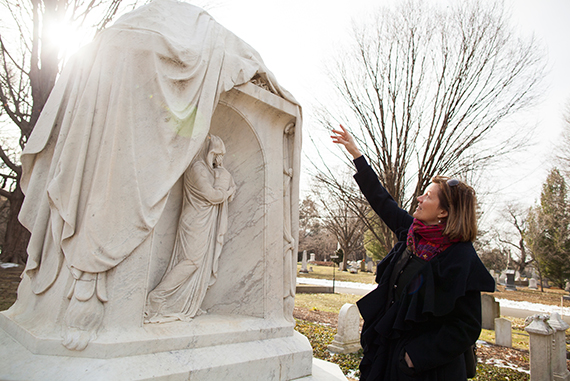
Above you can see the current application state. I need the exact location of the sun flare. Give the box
[46,22,88,59]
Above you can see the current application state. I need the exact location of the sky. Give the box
[44,0,570,227]
[204,0,570,226]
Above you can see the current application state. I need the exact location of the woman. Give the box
[331,125,495,380]
[145,135,236,323]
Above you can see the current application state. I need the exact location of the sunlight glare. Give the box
[46,22,88,59]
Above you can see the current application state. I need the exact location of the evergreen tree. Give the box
[525,168,570,288]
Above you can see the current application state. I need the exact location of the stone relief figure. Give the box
[282,123,296,322]
[145,135,236,323]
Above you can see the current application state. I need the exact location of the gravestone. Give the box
[493,274,500,287]
[300,250,309,273]
[328,304,361,354]
[0,1,345,380]
[525,314,554,381]
[529,278,538,290]
[481,294,500,330]
[309,253,316,262]
[495,318,512,347]
[505,269,517,291]
[547,313,570,381]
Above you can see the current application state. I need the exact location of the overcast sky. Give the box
[206,0,570,221]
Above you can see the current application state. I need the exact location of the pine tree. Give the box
[526,168,570,288]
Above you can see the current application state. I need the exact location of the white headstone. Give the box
[309,253,316,262]
[300,250,309,273]
[481,294,500,330]
[529,278,538,289]
[495,318,512,347]
[328,304,361,354]
[498,272,507,285]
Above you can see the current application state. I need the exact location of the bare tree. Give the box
[310,0,545,247]
[0,0,144,263]
[311,176,366,270]
[494,203,533,275]
[298,196,337,261]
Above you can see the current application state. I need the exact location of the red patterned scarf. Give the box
[406,218,459,261]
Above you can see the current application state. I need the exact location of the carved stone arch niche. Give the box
[201,102,266,317]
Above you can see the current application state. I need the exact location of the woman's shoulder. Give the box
[434,241,495,292]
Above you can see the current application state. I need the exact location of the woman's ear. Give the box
[438,209,449,219]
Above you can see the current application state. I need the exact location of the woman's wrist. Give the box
[349,148,362,159]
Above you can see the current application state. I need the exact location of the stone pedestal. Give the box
[548,313,570,381]
[525,314,554,381]
[0,83,343,380]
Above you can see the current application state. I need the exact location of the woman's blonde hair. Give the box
[432,176,477,242]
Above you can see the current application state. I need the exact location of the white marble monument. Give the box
[0,1,346,380]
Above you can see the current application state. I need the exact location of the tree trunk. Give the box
[0,185,30,265]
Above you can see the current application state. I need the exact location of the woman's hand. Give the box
[404,352,414,368]
[330,124,362,159]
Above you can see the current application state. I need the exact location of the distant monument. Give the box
[505,269,517,291]
[0,1,345,380]
[300,250,309,273]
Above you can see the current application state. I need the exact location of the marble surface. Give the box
[0,327,315,380]
[0,1,321,379]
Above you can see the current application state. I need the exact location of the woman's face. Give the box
[213,153,224,168]
[413,183,448,225]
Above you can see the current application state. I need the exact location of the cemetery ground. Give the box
[1,265,569,380]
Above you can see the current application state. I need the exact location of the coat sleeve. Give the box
[353,156,413,240]
[402,290,482,373]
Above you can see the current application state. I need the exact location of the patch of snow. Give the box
[297,278,570,315]
[496,298,570,315]
[296,277,376,291]
[481,358,530,374]
[0,263,20,269]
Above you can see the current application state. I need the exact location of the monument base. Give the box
[327,339,362,354]
[0,324,346,381]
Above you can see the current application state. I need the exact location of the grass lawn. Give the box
[295,291,534,351]
[297,263,376,284]
[295,293,361,313]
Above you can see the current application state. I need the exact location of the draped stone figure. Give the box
[10,0,298,351]
[145,135,236,323]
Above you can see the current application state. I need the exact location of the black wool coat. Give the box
[353,156,495,381]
